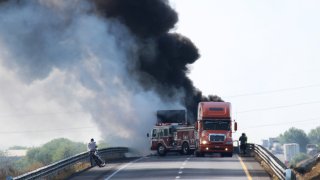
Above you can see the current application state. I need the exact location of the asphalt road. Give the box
[69,154,271,180]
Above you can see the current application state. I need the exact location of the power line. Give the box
[236,100,320,114]
[224,83,320,98]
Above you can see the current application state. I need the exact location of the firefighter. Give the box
[239,133,247,155]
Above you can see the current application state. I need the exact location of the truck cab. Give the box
[194,102,237,157]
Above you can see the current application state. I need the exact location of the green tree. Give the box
[308,126,320,146]
[278,127,309,152]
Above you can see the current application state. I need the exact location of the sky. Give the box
[171,0,320,143]
[0,0,320,151]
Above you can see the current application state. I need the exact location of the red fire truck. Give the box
[194,102,237,157]
[149,110,196,156]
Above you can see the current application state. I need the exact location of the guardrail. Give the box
[252,144,295,180]
[10,147,128,180]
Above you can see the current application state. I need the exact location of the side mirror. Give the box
[234,122,238,131]
[147,133,149,138]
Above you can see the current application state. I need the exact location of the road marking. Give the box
[104,157,145,180]
[175,156,190,179]
[237,155,253,180]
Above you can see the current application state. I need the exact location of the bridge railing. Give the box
[251,144,295,180]
[11,147,128,180]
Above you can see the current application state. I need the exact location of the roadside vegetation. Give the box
[277,126,320,153]
[276,126,320,179]
[0,138,105,179]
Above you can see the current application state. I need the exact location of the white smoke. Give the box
[0,0,182,154]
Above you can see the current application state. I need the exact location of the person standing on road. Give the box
[239,133,248,155]
[88,138,105,167]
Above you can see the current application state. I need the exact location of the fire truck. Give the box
[194,102,237,157]
[149,110,196,156]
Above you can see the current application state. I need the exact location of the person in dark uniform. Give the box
[239,133,248,155]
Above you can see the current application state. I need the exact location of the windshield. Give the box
[152,127,173,138]
[202,119,230,130]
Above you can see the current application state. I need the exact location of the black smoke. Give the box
[92,0,223,122]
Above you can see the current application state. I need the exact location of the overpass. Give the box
[9,144,295,180]
[69,154,269,180]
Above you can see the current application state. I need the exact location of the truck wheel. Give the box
[181,142,190,155]
[157,144,166,156]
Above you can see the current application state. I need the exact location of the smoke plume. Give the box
[0,0,221,152]
[92,0,223,120]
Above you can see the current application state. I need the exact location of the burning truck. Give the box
[148,102,237,157]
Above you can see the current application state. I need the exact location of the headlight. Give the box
[202,140,208,145]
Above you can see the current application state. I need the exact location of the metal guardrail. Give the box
[252,144,295,180]
[11,147,128,180]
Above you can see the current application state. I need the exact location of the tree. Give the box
[278,127,309,152]
[308,126,320,146]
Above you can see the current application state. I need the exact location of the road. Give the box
[69,154,271,180]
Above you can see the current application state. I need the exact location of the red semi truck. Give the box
[194,102,237,157]
[149,110,196,156]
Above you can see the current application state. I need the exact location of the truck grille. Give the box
[209,134,225,142]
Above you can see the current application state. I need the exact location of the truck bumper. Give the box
[199,144,233,153]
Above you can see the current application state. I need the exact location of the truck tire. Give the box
[181,142,190,155]
[157,144,166,156]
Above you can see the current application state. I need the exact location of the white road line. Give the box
[104,157,145,180]
[176,156,190,179]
